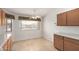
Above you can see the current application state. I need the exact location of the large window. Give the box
[20,20,40,30]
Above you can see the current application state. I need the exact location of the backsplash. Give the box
[56,26,79,34]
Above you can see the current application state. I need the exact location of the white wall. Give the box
[43,9,57,41]
[12,19,43,41]
[43,8,79,42]
[1,9,43,41]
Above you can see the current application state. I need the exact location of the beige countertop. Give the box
[55,32,79,40]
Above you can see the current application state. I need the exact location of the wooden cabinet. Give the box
[64,37,79,51]
[2,10,6,25]
[57,8,79,26]
[54,34,79,51]
[0,9,2,26]
[3,37,13,51]
[54,34,64,51]
[67,9,79,26]
[0,9,6,26]
[3,40,8,51]
[7,39,12,51]
[57,12,67,26]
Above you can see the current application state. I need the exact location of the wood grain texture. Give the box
[64,37,79,51]
[57,12,67,26]
[54,34,64,51]
[67,9,79,26]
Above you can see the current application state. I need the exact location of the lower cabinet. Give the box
[64,37,79,51]
[54,34,79,51]
[3,37,13,51]
[3,40,8,51]
[54,34,64,51]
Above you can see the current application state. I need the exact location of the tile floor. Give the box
[12,38,57,51]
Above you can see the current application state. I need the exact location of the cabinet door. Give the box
[0,9,6,26]
[7,38,13,51]
[67,9,79,26]
[64,37,79,51]
[3,37,13,51]
[0,9,2,26]
[54,34,64,50]
[2,40,8,51]
[57,12,67,26]
[1,10,6,25]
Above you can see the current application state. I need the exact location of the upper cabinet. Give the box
[0,9,6,26]
[57,12,67,26]
[0,9,2,26]
[67,9,79,26]
[2,10,6,25]
[57,8,79,26]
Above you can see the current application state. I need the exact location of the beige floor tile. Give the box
[12,38,57,51]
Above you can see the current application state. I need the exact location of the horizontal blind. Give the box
[18,16,41,21]
[5,13,15,19]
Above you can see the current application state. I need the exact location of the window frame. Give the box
[6,18,12,32]
[20,20,40,30]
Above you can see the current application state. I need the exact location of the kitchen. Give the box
[0,8,79,51]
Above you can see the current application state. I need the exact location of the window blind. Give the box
[5,13,15,19]
[18,16,41,21]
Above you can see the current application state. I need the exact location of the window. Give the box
[6,18,12,32]
[20,20,40,30]
[5,13,15,32]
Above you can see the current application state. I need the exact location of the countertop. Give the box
[55,32,79,40]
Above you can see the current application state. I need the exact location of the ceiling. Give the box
[4,8,51,17]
